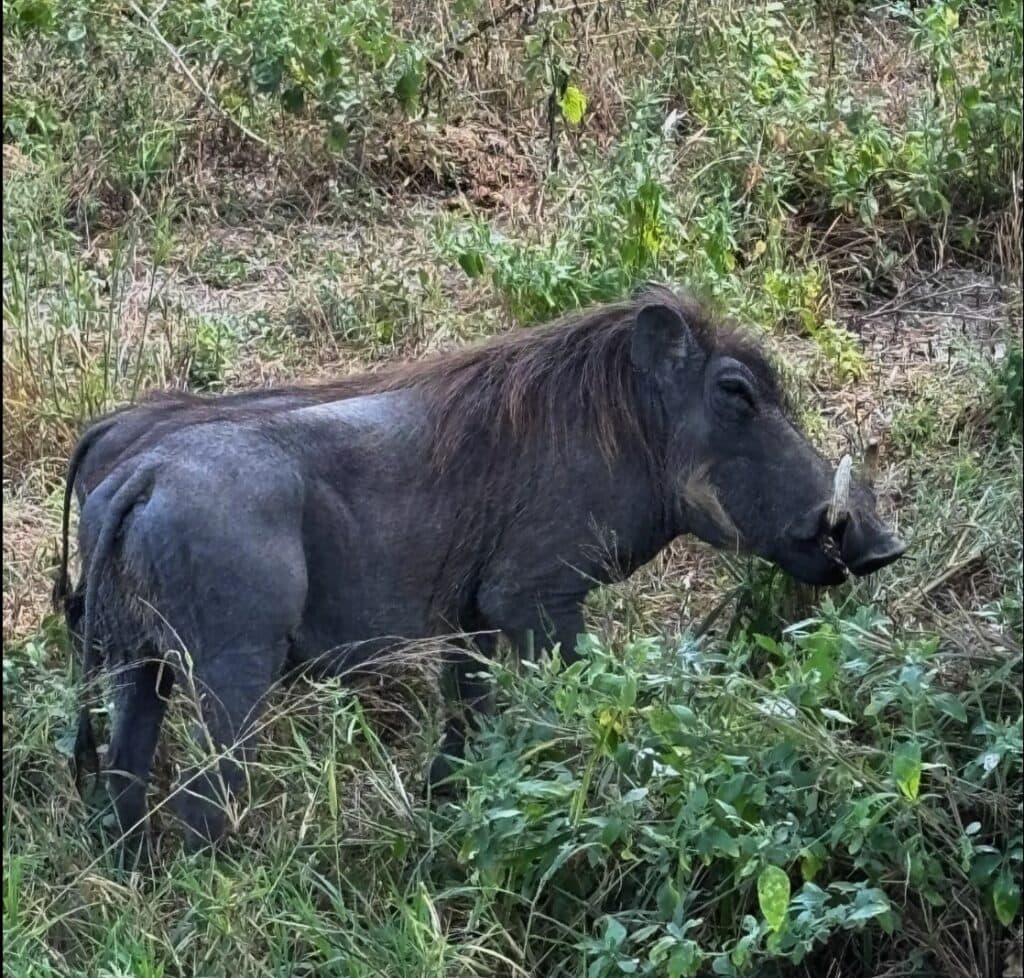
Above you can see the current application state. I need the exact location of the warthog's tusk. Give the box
[827,454,853,530]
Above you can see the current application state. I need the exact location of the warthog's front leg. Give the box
[508,609,585,667]
[428,634,498,789]
[426,605,585,790]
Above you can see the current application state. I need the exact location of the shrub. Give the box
[430,600,1023,975]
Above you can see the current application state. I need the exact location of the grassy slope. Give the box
[3,1,1022,976]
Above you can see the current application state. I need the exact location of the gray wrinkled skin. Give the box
[61,288,906,857]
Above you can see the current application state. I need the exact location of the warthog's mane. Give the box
[87,284,786,472]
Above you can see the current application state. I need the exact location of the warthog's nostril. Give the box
[827,513,849,542]
[817,505,850,569]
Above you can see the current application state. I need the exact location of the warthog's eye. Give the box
[717,374,757,414]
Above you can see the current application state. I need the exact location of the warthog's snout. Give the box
[807,501,907,578]
[782,454,906,585]
[837,513,907,577]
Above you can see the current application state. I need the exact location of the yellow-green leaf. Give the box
[757,865,790,932]
[560,85,587,126]
[324,757,338,820]
[892,741,922,801]
[800,848,822,882]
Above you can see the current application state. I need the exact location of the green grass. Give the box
[3,0,1023,975]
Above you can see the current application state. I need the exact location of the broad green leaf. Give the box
[18,0,54,30]
[932,692,968,724]
[799,626,838,685]
[846,887,892,923]
[517,779,576,800]
[698,827,740,860]
[252,58,282,93]
[753,633,783,656]
[994,872,1021,927]
[971,852,1002,885]
[604,915,627,948]
[859,193,879,226]
[657,879,680,921]
[620,675,638,708]
[648,935,675,965]
[757,865,790,932]
[457,250,485,278]
[485,808,522,821]
[321,45,342,79]
[668,945,703,978]
[560,85,588,125]
[668,703,697,725]
[282,86,305,115]
[395,65,422,112]
[327,121,349,153]
[892,741,923,800]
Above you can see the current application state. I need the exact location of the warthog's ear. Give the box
[631,302,695,373]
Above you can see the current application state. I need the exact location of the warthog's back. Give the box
[79,388,491,670]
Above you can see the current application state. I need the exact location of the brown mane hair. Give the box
[90,284,784,470]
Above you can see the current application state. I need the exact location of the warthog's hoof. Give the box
[102,815,156,874]
[172,772,232,853]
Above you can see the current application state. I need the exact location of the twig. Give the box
[126,1,272,153]
[866,309,1002,323]
[693,585,743,639]
[947,592,1023,657]
[858,281,992,320]
[440,1,527,61]
[897,549,985,612]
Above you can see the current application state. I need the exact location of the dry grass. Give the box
[3,1,1022,975]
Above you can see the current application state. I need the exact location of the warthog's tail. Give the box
[53,416,121,612]
[73,463,157,795]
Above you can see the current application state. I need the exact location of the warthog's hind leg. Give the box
[105,653,174,867]
[172,641,287,852]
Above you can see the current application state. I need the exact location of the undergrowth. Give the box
[3,1,1022,976]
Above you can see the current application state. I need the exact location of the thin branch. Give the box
[897,548,986,613]
[126,1,273,153]
[439,1,527,62]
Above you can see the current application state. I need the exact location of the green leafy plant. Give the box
[990,344,1024,440]
[427,599,1021,975]
[440,89,685,324]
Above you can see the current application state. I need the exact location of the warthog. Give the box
[57,284,905,855]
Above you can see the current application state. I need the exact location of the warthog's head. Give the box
[632,292,906,586]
